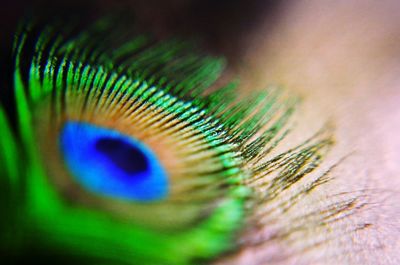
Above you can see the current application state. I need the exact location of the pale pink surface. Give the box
[216,1,400,264]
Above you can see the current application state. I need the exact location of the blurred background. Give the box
[1,1,400,264]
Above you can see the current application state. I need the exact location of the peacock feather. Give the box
[0,17,334,265]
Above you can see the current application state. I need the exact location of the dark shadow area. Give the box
[1,0,283,62]
[0,0,283,126]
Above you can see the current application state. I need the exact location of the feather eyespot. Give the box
[0,17,335,265]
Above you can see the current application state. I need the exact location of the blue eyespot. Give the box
[59,121,169,202]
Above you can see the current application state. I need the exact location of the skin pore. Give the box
[1,1,399,264]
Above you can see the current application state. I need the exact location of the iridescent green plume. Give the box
[0,18,333,265]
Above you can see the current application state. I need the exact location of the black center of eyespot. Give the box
[95,137,149,174]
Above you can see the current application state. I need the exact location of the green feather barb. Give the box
[0,17,334,265]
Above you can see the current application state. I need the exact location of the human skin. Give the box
[215,1,400,264]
